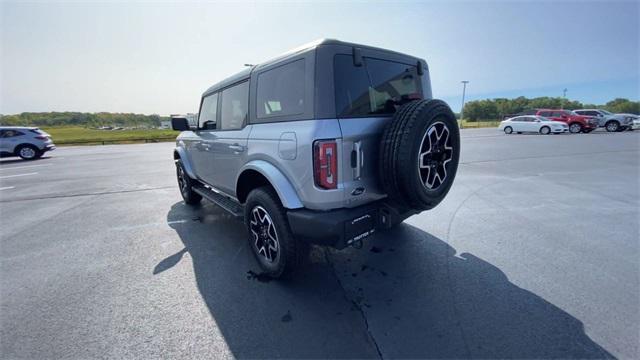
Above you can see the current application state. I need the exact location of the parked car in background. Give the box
[534,109,598,134]
[573,109,637,132]
[0,127,55,160]
[499,115,568,135]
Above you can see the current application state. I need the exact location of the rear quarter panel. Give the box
[246,119,345,210]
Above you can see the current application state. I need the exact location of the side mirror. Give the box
[171,117,190,131]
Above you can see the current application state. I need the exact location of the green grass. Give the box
[41,126,177,145]
[458,120,501,128]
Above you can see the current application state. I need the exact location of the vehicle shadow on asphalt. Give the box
[162,201,613,359]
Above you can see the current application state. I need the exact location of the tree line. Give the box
[461,97,640,121]
[0,112,169,128]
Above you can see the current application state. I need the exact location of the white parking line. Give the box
[0,172,38,179]
[0,164,52,171]
[0,186,15,191]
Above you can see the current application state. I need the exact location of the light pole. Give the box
[562,88,567,109]
[460,81,469,127]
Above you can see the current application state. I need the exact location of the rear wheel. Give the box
[539,126,550,135]
[569,123,582,134]
[380,99,460,211]
[504,126,513,134]
[605,121,620,132]
[245,186,303,278]
[176,159,202,205]
[16,145,41,160]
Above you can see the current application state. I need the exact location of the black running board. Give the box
[192,186,244,218]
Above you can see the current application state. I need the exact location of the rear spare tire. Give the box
[379,99,460,211]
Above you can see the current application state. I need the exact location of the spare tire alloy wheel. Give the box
[419,122,453,190]
[250,206,279,264]
[380,99,460,211]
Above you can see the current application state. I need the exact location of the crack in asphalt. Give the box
[0,186,174,203]
[323,248,384,359]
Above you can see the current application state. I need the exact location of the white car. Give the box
[499,116,568,135]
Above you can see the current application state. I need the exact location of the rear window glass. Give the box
[256,59,305,119]
[334,55,422,118]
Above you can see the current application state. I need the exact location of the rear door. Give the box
[334,52,425,207]
[209,81,251,196]
[0,130,24,153]
[510,117,525,132]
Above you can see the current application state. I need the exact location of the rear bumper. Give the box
[287,201,414,249]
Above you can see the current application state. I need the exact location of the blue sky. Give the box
[1,1,638,115]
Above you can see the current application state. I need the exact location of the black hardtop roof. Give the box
[202,39,423,96]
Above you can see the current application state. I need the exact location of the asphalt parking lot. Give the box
[1,128,638,359]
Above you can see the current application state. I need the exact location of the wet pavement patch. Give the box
[281,310,292,323]
[246,270,272,283]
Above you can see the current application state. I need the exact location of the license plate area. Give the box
[345,211,376,245]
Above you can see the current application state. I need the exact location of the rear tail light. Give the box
[313,140,338,190]
[34,136,48,140]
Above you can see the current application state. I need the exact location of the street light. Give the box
[460,81,470,127]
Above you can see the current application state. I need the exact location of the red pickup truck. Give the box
[535,109,598,134]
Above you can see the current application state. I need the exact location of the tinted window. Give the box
[199,93,219,130]
[220,81,249,130]
[257,59,305,118]
[551,111,564,117]
[0,130,23,138]
[539,111,552,117]
[334,55,422,118]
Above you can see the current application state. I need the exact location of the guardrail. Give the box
[56,136,177,146]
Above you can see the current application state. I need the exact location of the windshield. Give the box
[599,109,613,115]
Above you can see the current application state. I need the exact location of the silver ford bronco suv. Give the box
[172,39,460,278]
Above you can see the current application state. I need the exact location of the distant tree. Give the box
[0,112,169,127]
[604,98,640,114]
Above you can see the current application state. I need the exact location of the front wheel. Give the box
[245,186,303,278]
[176,159,202,205]
[569,123,582,134]
[539,126,550,135]
[504,126,513,134]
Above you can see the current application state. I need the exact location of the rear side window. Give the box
[257,59,305,119]
[539,111,552,117]
[198,93,219,130]
[220,81,249,130]
[0,130,24,138]
[334,55,422,118]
